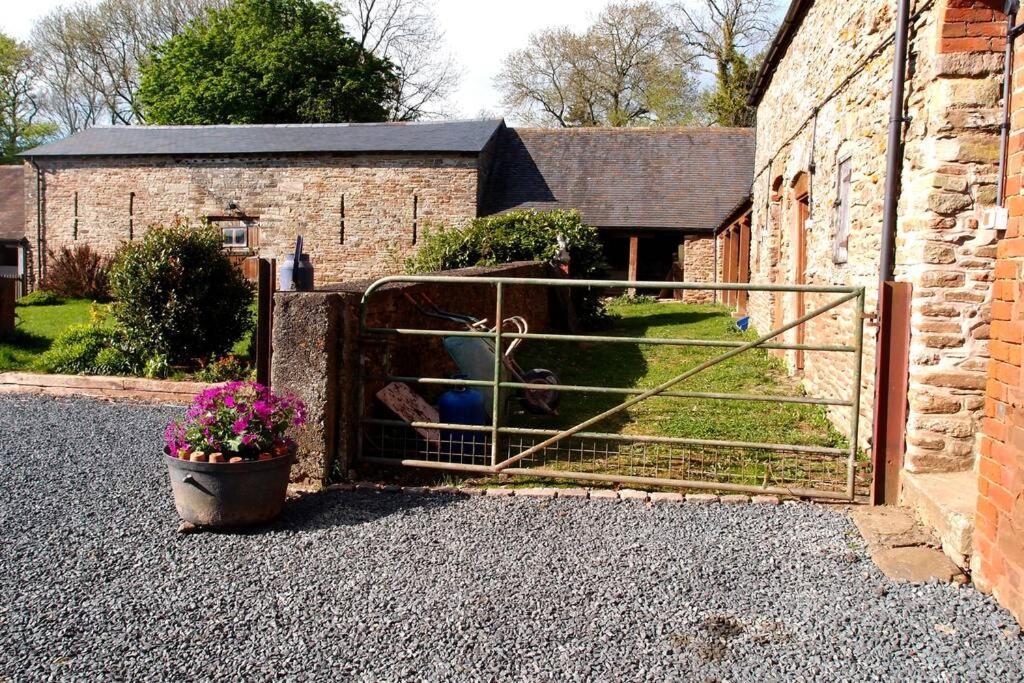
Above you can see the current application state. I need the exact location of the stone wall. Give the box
[750,0,1005,465]
[24,152,483,286]
[682,234,715,303]
[271,261,559,487]
[973,22,1024,626]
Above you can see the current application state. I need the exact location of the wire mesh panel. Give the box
[356,275,868,501]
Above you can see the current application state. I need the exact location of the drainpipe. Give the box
[878,0,911,284]
[871,0,912,505]
[28,158,43,284]
[998,1,1021,206]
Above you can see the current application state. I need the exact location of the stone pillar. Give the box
[270,291,347,489]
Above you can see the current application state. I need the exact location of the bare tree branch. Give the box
[339,0,461,120]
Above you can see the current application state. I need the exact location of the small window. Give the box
[834,156,852,264]
[222,226,248,249]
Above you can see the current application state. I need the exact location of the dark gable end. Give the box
[0,166,26,241]
[482,127,755,232]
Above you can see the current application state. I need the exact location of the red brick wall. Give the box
[975,17,1024,625]
[939,1,1007,54]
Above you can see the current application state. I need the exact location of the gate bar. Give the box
[361,418,848,455]
[363,326,855,353]
[383,375,852,407]
[492,291,861,472]
[361,274,862,297]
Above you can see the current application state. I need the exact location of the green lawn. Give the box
[514,301,845,448]
[0,299,97,372]
[0,298,255,376]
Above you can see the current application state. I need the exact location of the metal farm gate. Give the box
[356,276,867,501]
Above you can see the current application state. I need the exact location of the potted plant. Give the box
[164,381,307,527]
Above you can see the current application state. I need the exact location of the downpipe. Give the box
[998,1,1021,206]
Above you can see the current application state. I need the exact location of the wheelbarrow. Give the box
[404,292,560,417]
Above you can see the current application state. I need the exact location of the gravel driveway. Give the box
[1,394,1022,681]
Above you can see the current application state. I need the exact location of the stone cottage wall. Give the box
[682,234,715,303]
[749,0,1005,466]
[24,153,482,286]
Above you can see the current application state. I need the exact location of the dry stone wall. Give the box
[25,153,482,286]
[750,0,1005,469]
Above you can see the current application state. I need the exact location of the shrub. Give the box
[40,245,110,300]
[194,354,255,383]
[108,221,254,365]
[17,290,64,306]
[33,324,143,376]
[406,210,608,324]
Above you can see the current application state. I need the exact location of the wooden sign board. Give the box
[376,382,441,447]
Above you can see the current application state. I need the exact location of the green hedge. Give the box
[406,209,607,323]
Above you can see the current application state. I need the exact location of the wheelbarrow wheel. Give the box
[519,368,560,415]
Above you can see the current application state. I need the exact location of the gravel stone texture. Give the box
[2,394,1023,681]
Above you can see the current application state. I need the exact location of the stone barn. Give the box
[18,119,753,295]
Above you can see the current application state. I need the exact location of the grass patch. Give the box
[0,299,98,371]
[513,301,845,449]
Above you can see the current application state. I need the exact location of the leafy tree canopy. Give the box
[138,0,399,124]
[0,32,56,163]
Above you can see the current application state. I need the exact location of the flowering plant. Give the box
[165,382,307,461]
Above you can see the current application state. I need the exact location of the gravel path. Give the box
[1,394,1022,681]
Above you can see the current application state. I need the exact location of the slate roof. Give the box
[0,165,25,242]
[20,119,505,157]
[482,127,755,232]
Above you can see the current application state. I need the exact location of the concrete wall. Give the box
[24,152,482,287]
[750,0,1006,466]
[271,261,558,488]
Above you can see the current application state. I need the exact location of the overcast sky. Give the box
[0,0,781,121]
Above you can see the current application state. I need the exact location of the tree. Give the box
[339,0,460,120]
[30,0,226,130]
[674,0,777,127]
[701,48,761,127]
[0,33,55,163]
[496,2,698,128]
[138,0,400,124]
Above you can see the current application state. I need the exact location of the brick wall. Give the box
[750,0,1006,461]
[24,153,482,287]
[973,17,1024,626]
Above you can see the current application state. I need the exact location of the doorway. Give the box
[792,176,809,372]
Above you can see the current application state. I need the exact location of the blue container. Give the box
[438,382,487,459]
[279,253,314,291]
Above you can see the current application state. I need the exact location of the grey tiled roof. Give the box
[482,127,755,232]
[20,119,505,157]
[0,166,25,241]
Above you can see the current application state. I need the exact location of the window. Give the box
[222,226,248,249]
[834,156,852,264]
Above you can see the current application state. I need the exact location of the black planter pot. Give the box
[165,453,293,527]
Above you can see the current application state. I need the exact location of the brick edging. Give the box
[0,371,217,404]
[328,482,786,505]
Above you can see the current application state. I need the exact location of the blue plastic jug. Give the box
[438,381,487,459]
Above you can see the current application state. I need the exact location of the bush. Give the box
[40,245,110,300]
[17,290,64,306]
[34,324,143,376]
[406,210,607,324]
[194,354,255,383]
[108,221,254,365]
